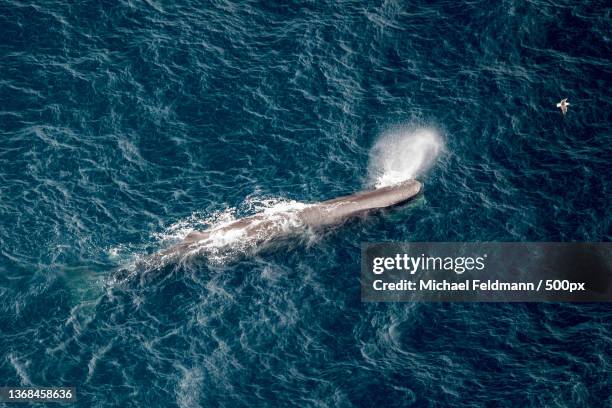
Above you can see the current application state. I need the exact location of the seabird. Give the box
[556,98,570,116]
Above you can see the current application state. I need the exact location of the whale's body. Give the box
[110,180,422,284]
[159,179,422,259]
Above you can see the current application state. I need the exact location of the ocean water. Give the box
[1,0,611,407]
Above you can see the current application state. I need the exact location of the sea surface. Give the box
[1,1,611,407]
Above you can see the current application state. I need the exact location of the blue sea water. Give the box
[1,0,611,406]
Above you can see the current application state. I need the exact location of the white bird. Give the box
[556,98,570,116]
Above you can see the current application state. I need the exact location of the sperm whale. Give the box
[109,180,422,283]
[159,179,422,259]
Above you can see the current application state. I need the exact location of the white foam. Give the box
[153,209,237,245]
[8,353,31,386]
[368,126,444,188]
[148,197,312,265]
[243,196,310,215]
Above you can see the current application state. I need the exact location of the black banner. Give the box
[361,243,612,302]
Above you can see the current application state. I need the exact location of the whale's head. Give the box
[301,179,422,227]
[321,179,422,208]
[357,179,423,209]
